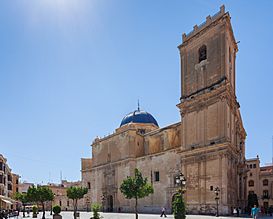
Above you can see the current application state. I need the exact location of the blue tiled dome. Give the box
[120,109,159,127]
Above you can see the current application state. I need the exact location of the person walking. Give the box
[233,207,237,216]
[251,205,259,219]
[160,207,167,217]
[236,207,239,217]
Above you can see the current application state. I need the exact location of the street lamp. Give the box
[175,173,187,198]
[214,187,220,217]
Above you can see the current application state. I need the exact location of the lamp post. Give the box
[101,195,105,212]
[175,172,187,199]
[214,187,220,217]
[174,172,186,218]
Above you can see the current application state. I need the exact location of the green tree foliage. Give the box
[120,168,154,219]
[91,203,102,219]
[32,205,38,218]
[67,186,88,219]
[27,186,54,219]
[172,193,186,219]
[53,205,61,215]
[247,193,259,213]
[14,192,30,218]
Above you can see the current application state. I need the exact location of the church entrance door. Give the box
[107,195,114,212]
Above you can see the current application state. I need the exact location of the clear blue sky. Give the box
[0,0,273,184]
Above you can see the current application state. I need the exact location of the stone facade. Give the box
[18,182,34,194]
[45,180,87,211]
[246,157,273,211]
[82,5,248,216]
[0,154,20,210]
[81,158,92,211]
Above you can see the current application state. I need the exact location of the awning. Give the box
[1,199,13,205]
[0,195,16,205]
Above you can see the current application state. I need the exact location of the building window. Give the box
[88,182,91,189]
[248,180,254,187]
[59,200,62,206]
[263,190,269,199]
[198,45,207,62]
[67,200,69,207]
[263,179,268,186]
[250,164,253,169]
[154,171,160,182]
[138,129,145,135]
[250,173,252,177]
[253,164,256,168]
[210,186,213,191]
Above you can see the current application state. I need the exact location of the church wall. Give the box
[181,149,231,215]
[135,150,181,213]
[114,160,136,212]
[92,131,138,167]
[144,123,181,155]
[81,158,92,211]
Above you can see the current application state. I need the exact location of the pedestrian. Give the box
[160,207,167,217]
[236,207,239,217]
[233,207,237,216]
[251,205,259,219]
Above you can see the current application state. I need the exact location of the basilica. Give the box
[81,5,248,215]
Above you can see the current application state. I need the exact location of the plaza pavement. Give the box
[17,211,272,219]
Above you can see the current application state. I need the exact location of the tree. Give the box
[27,186,54,219]
[172,193,186,219]
[91,203,102,219]
[120,168,154,219]
[66,186,88,219]
[14,192,30,218]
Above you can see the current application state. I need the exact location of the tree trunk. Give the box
[135,198,138,219]
[42,202,46,219]
[73,199,78,219]
[23,204,25,217]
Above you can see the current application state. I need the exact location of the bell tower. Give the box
[177,5,247,214]
[177,5,242,150]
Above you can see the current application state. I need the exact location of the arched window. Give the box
[249,180,254,187]
[199,45,207,62]
[263,179,269,186]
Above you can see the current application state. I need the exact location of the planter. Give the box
[53,214,62,219]
[33,213,38,218]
